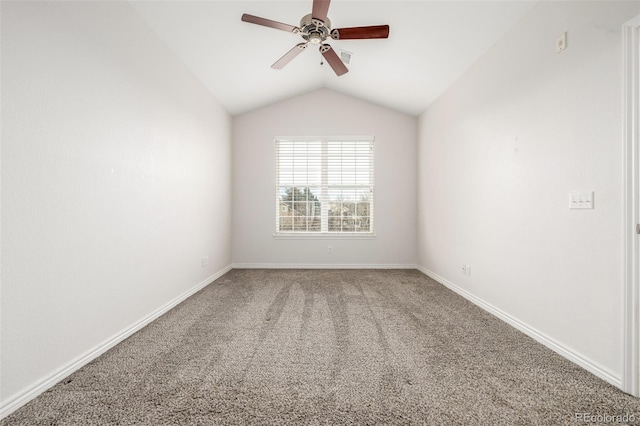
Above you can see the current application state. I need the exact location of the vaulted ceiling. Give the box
[131,1,536,116]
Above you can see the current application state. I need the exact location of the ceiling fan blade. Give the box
[312,0,331,22]
[319,44,348,76]
[241,13,299,33]
[272,43,308,70]
[330,25,390,40]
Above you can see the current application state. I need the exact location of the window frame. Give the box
[274,136,375,239]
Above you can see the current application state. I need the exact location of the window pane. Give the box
[308,217,321,232]
[342,200,355,218]
[291,200,302,216]
[279,187,293,211]
[356,202,370,217]
[279,216,292,231]
[293,215,307,231]
[341,218,355,232]
[355,217,370,232]
[328,215,342,232]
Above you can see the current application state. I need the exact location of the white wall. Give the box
[418,1,640,386]
[0,1,232,413]
[232,89,417,267]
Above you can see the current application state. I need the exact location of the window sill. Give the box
[273,233,376,240]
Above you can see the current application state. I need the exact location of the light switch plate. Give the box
[569,191,594,209]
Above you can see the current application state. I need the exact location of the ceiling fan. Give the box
[241,0,389,76]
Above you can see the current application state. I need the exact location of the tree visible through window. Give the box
[276,138,374,234]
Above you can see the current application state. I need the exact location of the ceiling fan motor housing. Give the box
[299,13,331,44]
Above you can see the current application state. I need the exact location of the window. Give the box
[275,137,375,236]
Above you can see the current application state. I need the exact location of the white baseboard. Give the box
[416,265,622,389]
[0,264,233,421]
[231,263,417,269]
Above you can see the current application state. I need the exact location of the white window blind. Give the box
[275,137,375,235]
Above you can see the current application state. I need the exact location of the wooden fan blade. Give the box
[241,13,298,33]
[272,43,307,69]
[312,0,331,22]
[319,44,348,76]
[330,25,390,40]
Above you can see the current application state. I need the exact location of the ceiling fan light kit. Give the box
[241,0,389,76]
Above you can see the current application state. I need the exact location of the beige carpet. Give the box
[2,269,640,425]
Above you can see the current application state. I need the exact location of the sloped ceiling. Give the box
[130,1,536,116]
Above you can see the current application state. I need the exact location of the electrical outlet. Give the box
[556,32,567,53]
[461,264,472,276]
[327,246,333,254]
[201,256,209,267]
